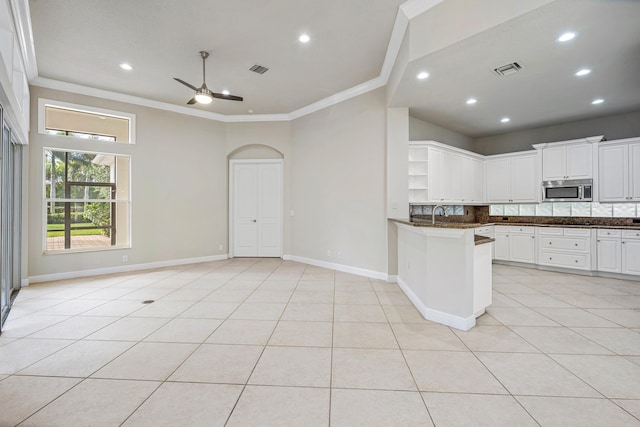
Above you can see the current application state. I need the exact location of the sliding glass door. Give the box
[0,106,23,331]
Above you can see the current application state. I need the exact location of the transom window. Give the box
[38,98,136,144]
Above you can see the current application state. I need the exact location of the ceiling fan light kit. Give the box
[174,51,243,106]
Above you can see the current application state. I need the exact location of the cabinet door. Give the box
[630,143,640,201]
[597,238,621,273]
[510,234,536,263]
[447,152,462,202]
[566,144,592,179]
[428,148,444,202]
[471,157,485,203]
[511,154,538,202]
[542,146,566,181]
[460,155,474,202]
[486,158,511,202]
[599,145,628,202]
[622,240,640,275]
[494,233,510,261]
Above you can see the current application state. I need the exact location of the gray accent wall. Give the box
[409,116,475,151]
[474,110,640,155]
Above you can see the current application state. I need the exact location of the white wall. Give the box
[409,115,474,151]
[28,86,228,279]
[290,88,388,274]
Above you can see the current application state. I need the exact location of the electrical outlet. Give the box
[290,210,295,217]
[218,244,223,251]
[123,255,128,262]
[327,250,331,257]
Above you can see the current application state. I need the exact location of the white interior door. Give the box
[231,160,283,257]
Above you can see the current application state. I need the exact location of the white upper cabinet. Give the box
[408,141,484,204]
[533,136,602,181]
[598,138,640,202]
[486,152,538,203]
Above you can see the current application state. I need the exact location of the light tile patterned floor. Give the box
[1,259,640,426]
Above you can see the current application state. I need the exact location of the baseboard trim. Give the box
[397,276,476,331]
[386,275,398,284]
[21,278,30,287]
[282,255,388,281]
[28,254,229,284]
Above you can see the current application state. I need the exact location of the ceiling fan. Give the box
[174,51,243,105]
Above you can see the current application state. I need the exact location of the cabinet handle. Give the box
[531,236,535,239]
[548,242,552,245]
[575,260,578,263]
[549,257,553,260]
[574,243,578,246]
[597,240,601,242]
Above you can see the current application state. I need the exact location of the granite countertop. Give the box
[474,235,495,246]
[491,222,640,230]
[390,218,484,229]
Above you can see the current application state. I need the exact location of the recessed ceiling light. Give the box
[591,98,604,105]
[501,117,510,123]
[466,98,477,105]
[222,90,230,96]
[417,71,429,80]
[299,34,310,43]
[575,68,591,77]
[557,32,576,42]
[119,63,133,71]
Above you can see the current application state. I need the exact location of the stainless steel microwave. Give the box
[543,179,593,202]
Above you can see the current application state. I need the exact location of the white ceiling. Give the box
[29,0,405,116]
[28,0,640,137]
[391,0,640,137]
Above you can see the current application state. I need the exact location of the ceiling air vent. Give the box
[494,62,522,76]
[249,64,269,74]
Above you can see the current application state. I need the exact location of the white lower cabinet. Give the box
[494,225,640,277]
[538,227,591,271]
[622,230,640,275]
[595,229,640,275]
[494,226,536,263]
[596,229,622,273]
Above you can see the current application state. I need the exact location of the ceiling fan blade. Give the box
[174,78,198,91]
[212,92,244,102]
[186,97,197,105]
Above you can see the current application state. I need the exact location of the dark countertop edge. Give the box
[474,235,495,246]
[490,223,640,230]
[389,218,483,229]
[389,218,640,230]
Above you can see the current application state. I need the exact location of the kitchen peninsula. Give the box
[391,219,493,331]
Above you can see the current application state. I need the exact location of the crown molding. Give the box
[28,0,444,123]
[9,0,38,81]
[401,0,444,19]
[288,76,386,120]
[33,77,230,121]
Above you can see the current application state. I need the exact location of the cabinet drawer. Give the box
[622,230,640,240]
[538,227,563,236]
[598,229,622,238]
[539,250,590,269]
[540,237,589,252]
[509,226,535,234]
[564,228,591,237]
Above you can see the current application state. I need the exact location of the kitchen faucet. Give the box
[432,205,449,224]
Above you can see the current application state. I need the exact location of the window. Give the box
[38,99,135,144]
[44,149,131,252]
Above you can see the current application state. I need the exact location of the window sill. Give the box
[43,244,131,255]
